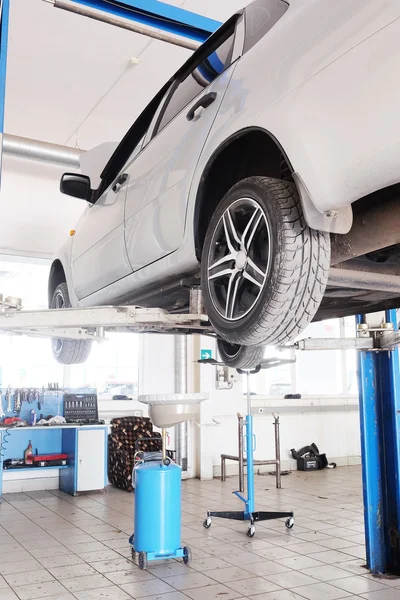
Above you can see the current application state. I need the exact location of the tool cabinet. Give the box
[0,424,108,498]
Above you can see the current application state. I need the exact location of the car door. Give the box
[71,138,144,300]
[124,14,243,271]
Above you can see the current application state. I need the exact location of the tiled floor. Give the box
[0,466,399,600]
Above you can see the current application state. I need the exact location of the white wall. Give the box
[0,156,84,258]
[210,405,361,477]
[99,333,361,479]
[196,336,361,479]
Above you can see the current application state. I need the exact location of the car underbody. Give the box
[112,182,400,325]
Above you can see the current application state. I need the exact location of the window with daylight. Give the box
[0,257,63,388]
[65,332,139,400]
[247,316,359,397]
[0,256,139,400]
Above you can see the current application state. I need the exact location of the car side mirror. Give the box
[60,173,92,201]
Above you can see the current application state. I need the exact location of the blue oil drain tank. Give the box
[132,460,191,569]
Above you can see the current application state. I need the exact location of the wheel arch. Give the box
[48,259,66,308]
[193,127,294,260]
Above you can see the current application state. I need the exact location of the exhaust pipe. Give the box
[331,192,400,265]
[328,267,400,295]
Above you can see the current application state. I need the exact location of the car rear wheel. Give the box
[50,282,92,364]
[201,176,330,347]
[217,339,265,369]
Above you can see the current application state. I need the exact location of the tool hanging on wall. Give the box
[6,386,12,413]
[13,389,21,413]
[40,385,45,410]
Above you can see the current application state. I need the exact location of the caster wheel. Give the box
[183,546,192,565]
[131,547,136,559]
[285,516,295,529]
[203,517,212,529]
[247,525,255,538]
[163,457,171,466]
[138,551,147,570]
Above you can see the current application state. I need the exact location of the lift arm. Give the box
[0,304,211,340]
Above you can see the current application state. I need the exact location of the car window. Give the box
[244,0,288,54]
[123,134,145,170]
[96,81,170,198]
[156,27,236,134]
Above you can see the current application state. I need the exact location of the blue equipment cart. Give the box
[130,432,191,570]
[202,364,295,537]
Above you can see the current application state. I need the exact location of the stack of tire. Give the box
[108,417,162,491]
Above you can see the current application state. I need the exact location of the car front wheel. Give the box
[201,176,330,347]
[50,282,92,364]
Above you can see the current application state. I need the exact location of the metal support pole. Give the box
[238,414,244,493]
[274,415,282,490]
[357,310,400,575]
[161,428,167,463]
[175,335,188,471]
[245,371,254,516]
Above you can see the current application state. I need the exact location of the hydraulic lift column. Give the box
[357,309,400,575]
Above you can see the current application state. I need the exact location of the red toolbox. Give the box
[33,453,68,467]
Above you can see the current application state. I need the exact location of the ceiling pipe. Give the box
[3,134,83,168]
[44,0,201,51]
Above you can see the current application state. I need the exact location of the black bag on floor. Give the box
[290,443,337,471]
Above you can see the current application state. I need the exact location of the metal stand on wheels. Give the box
[203,368,294,538]
[220,413,282,491]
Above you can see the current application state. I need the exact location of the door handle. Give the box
[112,173,128,193]
[186,92,217,121]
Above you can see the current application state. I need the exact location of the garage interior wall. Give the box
[139,332,361,481]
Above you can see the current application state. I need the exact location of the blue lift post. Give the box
[65,0,220,43]
[0,0,10,185]
[357,309,400,575]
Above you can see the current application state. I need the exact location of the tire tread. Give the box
[202,177,330,347]
[51,283,92,364]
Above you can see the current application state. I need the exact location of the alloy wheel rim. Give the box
[219,340,241,359]
[52,291,65,355]
[207,197,271,322]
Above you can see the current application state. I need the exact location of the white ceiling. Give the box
[5,0,246,149]
[0,0,248,259]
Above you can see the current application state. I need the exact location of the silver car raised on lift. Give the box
[49,0,400,366]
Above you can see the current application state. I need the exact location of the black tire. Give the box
[183,546,192,565]
[286,516,295,529]
[201,177,330,346]
[50,282,92,364]
[247,527,255,538]
[217,339,265,369]
[138,551,147,570]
